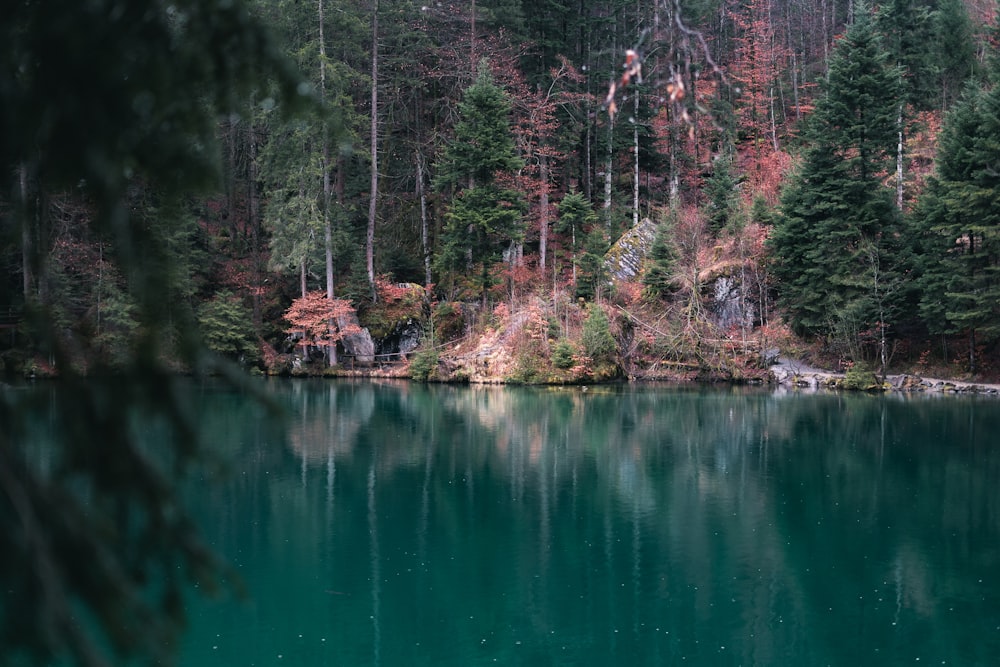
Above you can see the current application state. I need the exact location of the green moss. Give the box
[843,362,879,390]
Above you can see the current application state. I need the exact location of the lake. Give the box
[180,379,1000,666]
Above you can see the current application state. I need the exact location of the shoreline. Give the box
[768,364,1000,395]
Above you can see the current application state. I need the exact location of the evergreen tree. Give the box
[196,291,260,363]
[769,8,907,351]
[876,0,937,111]
[258,0,367,306]
[435,184,526,301]
[435,62,524,191]
[704,154,742,236]
[555,189,598,285]
[434,62,525,302]
[914,69,1000,373]
[581,304,617,365]
[932,0,978,108]
[575,225,611,301]
[643,212,680,298]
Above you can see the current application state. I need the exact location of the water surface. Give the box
[182,380,1000,665]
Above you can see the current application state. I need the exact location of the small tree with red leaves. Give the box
[284,291,361,366]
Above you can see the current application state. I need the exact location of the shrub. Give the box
[582,307,617,363]
[551,339,577,369]
[409,349,439,381]
[433,301,465,341]
[842,361,878,390]
[196,291,259,364]
[506,352,544,384]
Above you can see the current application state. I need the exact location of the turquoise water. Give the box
[181,380,1000,665]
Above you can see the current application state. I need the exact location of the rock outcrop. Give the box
[604,217,658,282]
[337,312,375,365]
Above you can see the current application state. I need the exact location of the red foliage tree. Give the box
[729,0,792,199]
[284,291,361,363]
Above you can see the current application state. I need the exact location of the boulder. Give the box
[337,312,375,365]
[603,217,658,282]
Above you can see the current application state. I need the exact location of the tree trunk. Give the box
[367,0,379,295]
[226,117,238,229]
[604,114,614,220]
[632,89,640,228]
[319,0,336,367]
[896,103,904,210]
[416,150,431,287]
[770,85,780,152]
[969,328,977,375]
[247,106,262,325]
[470,0,477,75]
[669,126,679,204]
[821,0,829,75]
[539,151,549,269]
[19,164,32,299]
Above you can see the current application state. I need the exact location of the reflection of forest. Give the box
[197,381,1000,665]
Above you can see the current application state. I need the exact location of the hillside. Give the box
[4,0,1000,386]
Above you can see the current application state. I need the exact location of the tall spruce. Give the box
[932,0,978,109]
[434,62,525,302]
[770,7,906,356]
[913,56,1000,373]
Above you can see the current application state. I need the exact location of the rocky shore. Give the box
[769,361,1000,395]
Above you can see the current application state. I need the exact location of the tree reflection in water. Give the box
[187,380,1000,666]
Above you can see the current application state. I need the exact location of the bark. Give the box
[584,28,593,201]
[319,0,336,366]
[632,90,639,228]
[226,117,237,228]
[470,0,477,74]
[416,151,431,287]
[247,106,262,325]
[539,151,549,269]
[969,328,977,375]
[604,114,614,218]
[19,164,32,299]
[770,86,780,152]
[896,103,904,210]
[367,0,379,294]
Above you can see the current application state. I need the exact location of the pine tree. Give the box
[435,62,524,191]
[643,212,680,298]
[196,291,259,362]
[1,1,304,663]
[914,67,1000,373]
[575,225,611,301]
[434,62,525,302]
[932,0,978,109]
[769,8,907,354]
[555,189,598,286]
[876,0,937,111]
[704,154,742,236]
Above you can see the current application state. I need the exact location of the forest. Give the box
[4,0,1000,384]
[4,2,1000,664]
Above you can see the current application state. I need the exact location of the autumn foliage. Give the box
[284,291,361,350]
